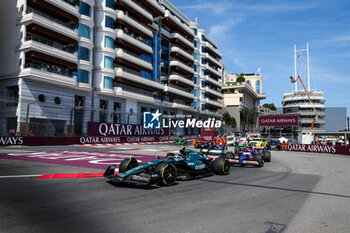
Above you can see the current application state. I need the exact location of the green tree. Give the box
[236,76,245,83]
[263,103,276,110]
[223,112,236,127]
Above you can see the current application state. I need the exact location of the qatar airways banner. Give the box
[88,122,169,137]
[287,144,350,156]
[259,115,298,127]
[0,135,185,146]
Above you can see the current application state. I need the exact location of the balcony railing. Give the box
[24,63,75,78]
[62,0,79,7]
[27,7,77,30]
[25,36,76,53]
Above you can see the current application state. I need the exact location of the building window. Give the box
[106,0,115,9]
[79,2,91,17]
[77,69,89,84]
[99,100,108,123]
[191,89,197,97]
[256,80,261,93]
[192,28,197,35]
[193,40,197,48]
[113,102,121,124]
[105,36,114,49]
[141,70,152,80]
[191,101,197,109]
[105,16,114,29]
[201,46,205,53]
[201,34,205,41]
[78,24,91,39]
[193,64,197,72]
[201,57,205,64]
[78,47,90,61]
[104,56,114,69]
[38,94,46,102]
[201,68,205,76]
[201,104,205,111]
[192,77,197,84]
[201,92,205,99]
[201,80,205,87]
[104,76,113,89]
[141,54,152,63]
[54,97,61,105]
[193,52,197,60]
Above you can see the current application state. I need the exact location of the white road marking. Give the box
[0,174,42,178]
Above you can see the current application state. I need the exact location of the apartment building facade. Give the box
[0,0,223,136]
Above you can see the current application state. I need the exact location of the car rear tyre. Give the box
[264,151,271,162]
[213,157,230,175]
[155,163,177,186]
[255,155,264,167]
[119,157,139,173]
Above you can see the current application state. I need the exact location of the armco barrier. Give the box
[287,144,350,156]
[0,135,197,147]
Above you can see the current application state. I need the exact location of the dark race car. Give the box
[209,147,265,167]
[230,147,265,167]
[200,143,231,158]
[267,139,281,151]
[194,140,209,148]
[104,148,230,186]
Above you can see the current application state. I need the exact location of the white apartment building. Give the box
[222,73,266,131]
[0,0,223,136]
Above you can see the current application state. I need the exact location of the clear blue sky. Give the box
[172,0,350,115]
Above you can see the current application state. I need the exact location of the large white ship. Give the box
[282,43,326,134]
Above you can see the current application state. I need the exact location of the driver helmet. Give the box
[174,154,182,161]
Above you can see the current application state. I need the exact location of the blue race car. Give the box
[104,148,230,186]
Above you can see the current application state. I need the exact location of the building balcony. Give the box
[223,82,264,99]
[115,29,153,55]
[139,0,165,17]
[169,33,194,51]
[164,85,195,101]
[282,95,325,104]
[114,87,156,104]
[43,0,80,19]
[284,103,326,109]
[204,53,221,68]
[172,102,196,112]
[205,75,222,88]
[21,37,78,64]
[169,60,194,75]
[205,86,223,99]
[205,98,222,108]
[169,74,195,88]
[115,48,153,72]
[22,9,79,43]
[205,64,221,79]
[170,46,194,64]
[116,10,153,39]
[117,0,153,24]
[163,10,194,39]
[115,67,164,91]
[257,93,266,100]
[204,36,218,50]
[19,64,89,91]
[299,111,326,117]
[204,41,222,59]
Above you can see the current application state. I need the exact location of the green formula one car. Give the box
[174,137,188,145]
[104,148,230,186]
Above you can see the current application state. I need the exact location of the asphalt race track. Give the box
[1,144,350,233]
